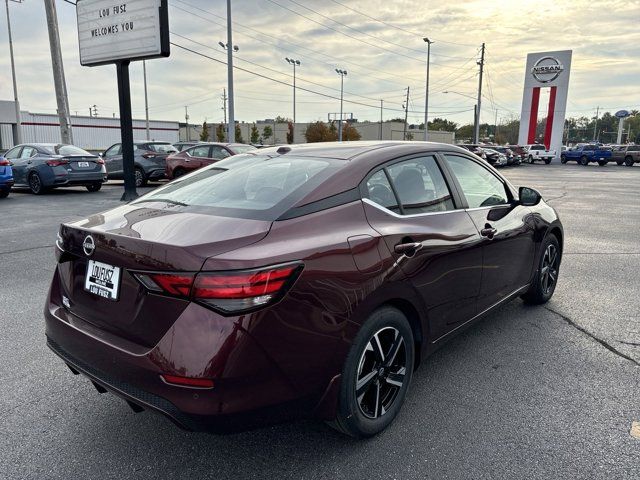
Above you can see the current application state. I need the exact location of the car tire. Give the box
[86,183,102,192]
[580,155,589,166]
[330,306,415,438]
[625,156,634,167]
[528,155,534,164]
[597,160,607,167]
[616,160,624,166]
[28,172,46,195]
[173,167,186,179]
[521,234,561,305]
[0,189,9,199]
[560,155,567,164]
[544,158,552,164]
[134,167,147,187]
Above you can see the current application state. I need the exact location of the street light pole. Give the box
[225,0,235,142]
[5,0,22,145]
[335,68,347,141]
[143,60,150,139]
[286,58,300,142]
[423,37,433,142]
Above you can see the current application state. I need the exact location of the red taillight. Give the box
[133,263,302,314]
[161,374,214,389]
[0,159,10,166]
[142,153,156,159]
[46,159,69,167]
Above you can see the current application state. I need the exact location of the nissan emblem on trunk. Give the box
[83,235,95,256]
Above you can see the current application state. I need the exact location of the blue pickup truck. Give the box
[561,144,612,166]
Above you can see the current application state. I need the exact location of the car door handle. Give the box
[480,224,497,239]
[394,242,423,256]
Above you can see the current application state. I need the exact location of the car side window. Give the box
[4,146,22,159]
[386,156,454,214]
[190,146,210,157]
[443,154,509,208]
[20,147,36,159]
[211,146,231,160]
[365,170,399,212]
[105,145,121,157]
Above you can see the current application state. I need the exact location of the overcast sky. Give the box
[0,0,638,128]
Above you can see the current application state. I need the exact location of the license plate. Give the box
[84,260,121,300]
[78,161,90,168]
[599,157,604,160]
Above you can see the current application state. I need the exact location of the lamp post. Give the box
[335,68,347,141]
[219,0,237,142]
[423,37,433,142]
[285,58,300,142]
[5,0,22,145]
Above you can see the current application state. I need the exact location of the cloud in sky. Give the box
[0,0,638,129]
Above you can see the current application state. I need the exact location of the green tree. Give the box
[262,125,273,143]
[274,115,291,123]
[342,122,361,141]
[456,124,475,142]
[200,121,210,141]
[250,123,260,143]
[216,123,226,142]
[235,124,244,143]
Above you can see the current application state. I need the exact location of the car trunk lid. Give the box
[56,204,271,347]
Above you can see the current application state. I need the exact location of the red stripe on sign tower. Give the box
[527,87,540,144]
[544,87,557,150]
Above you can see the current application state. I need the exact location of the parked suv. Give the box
[102,141,178,187]
[611,145,640,167]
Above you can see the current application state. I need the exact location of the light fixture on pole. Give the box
[285,57,300,142]
[5,0,22,145]
[335,68,347,141]
[423,37,433,142]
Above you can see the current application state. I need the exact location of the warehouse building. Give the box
[0,100,179,152]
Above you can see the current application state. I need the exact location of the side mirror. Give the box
[519,186,542,206]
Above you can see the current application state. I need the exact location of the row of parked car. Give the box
[0,141,257,198]
[457,144,555,167]
[560,143,640,166]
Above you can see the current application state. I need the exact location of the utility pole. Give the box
[5,0,22,145]
[494,108,498,141]
[403,86,410,140]
[185,106,190,141]
[336,68,347,141]
[379,99,383,140]
[593,106,600,141]
[423,37,433,141]
[286,58,300,142]
[475,43,485,144]
[221,88,227,140]
[44,0,73,145]
[143,60,149,139]
[225,0,235,142]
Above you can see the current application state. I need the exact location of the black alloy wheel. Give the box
[29,172,45,195]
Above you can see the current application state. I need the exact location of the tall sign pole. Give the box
[45,0,73,145]
[76,0,169,201]
[143,60,150,139]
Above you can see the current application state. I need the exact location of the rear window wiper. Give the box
[134,198,189,207]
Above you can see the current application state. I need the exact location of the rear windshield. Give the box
[42,145,92,156]
[132,155,342,220]
[143,143,178,153]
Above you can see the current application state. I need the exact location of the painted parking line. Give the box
[631,421,640,439]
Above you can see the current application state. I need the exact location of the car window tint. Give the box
[4,147,21,159]
[365,170,399,212]
[147,143,177,153]
[386,156,454,214]
[105,145,121,157]
[190,146,210,157]
[210,146,231,159]
[443,154,508,208]
[629,146,639,152]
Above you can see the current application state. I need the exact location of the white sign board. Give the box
[77,0,169,66]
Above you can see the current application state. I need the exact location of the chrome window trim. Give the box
[362,198,463,218]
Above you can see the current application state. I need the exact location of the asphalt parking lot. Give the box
[1,163,639,479]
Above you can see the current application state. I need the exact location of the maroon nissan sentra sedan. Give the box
[45,141,563,437]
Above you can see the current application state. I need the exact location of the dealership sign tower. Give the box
[518,50,572,158]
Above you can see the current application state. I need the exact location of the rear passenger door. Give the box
[3,146,23,183]
[440,153,536,313]
[103,144,123,177]
[361,154,484,340]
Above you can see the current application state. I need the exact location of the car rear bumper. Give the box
[43,267,323,431]
[146,168,166,180]
[51,172,107,186]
